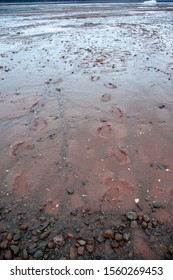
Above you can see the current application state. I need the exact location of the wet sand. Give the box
[0,3,173,260]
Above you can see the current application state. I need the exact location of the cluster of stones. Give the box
[0,217,67,260]
[0,209,171,260]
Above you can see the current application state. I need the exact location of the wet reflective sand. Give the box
[0,3,173,259]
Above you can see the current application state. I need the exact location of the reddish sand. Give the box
[0,3,173,260]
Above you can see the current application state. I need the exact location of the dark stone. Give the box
[28,243,37,255]
[98,232,105,243]
[10,245,19,256]
[40,216,47,222]
[67,188,74,194]
[0,252,4,260]
[153,202,162,209]
[95,255,105,260]
[34,250,44,259]
[22,249,29,260]
[156,163,168,170]
[70,210,77,216]
[13,233,21,241]
[38,241,48,251]
[145,229,151,236]
[100,118,108,123]
[40,221,50,231]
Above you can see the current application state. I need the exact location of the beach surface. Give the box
[0,2,173,259]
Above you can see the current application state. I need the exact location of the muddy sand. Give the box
[0,3,173,260]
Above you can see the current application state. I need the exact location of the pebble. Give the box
[40,216,47,222]
[48,242,54,249]
[67,233,74,239]
[123,233,131,242]
[32,230,38,236]
[40,230,51,240]
[70,247,76,260]
[144,229,151,236]
[110,240,119,248]
[7,233,13,241]
[130,221,138,228]
[86,245,95,253]
[28,243,37,255]
[22,249,29,260]
[77,246,84,255]
[143,215,150,222]
[34,250,44,260]
[10,245,19,256]
[5,250,13,260]
[100,118,108,123]
[44,253,49,260]
[0,240,8,249]
[53,235,65,246]
[77,239,87,246]
[20,223,28,231]
[153,202,162,209]
[13,233,21,241]
[141,221,148,228]
[10,240,19,245]
[126,211,138,221]
[98,232,105,243]
[114,233,123,241]
[38,241,48,251]
[67,188,74,195]
[74,227,80,233]
[0,223,6,233]
[70,210,77,216]
[103,229,114,239]
[40,221,50,231]
[128,250,134,258]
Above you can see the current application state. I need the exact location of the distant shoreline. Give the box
[0,0,173,5]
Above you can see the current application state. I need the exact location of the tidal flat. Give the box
[0,2,173,259]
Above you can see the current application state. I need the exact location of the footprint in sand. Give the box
[91,75,100,81]
[104,82,117,89]
[10,140,25,157]
[97,124,112,138]
[111,104,123,118]
[101,179,136,206]
[33,117,48,131]
[101,93,111,102]
[12,171,29,195]
[109,146,130,166]
[29,101,38,113]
